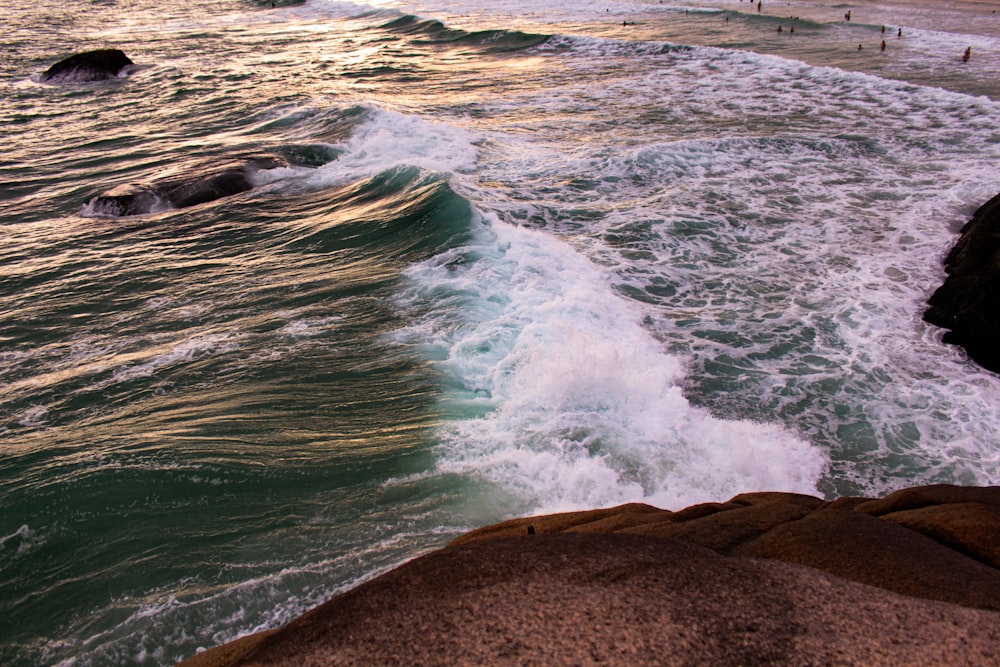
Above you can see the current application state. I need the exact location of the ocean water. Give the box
[2,0,999,663]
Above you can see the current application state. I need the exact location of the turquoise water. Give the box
[2,0,1000,663]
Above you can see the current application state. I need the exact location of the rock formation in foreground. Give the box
[41,49,134,83]
[925,192,1000,373]
[179,484,1000,666]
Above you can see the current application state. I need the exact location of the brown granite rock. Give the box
[622,500,814,554]
[178,485,1000,666]
[668,500,744,522]
[731,507,1000,611]
[881,501,1000,569]
[822,496,874,511]
[181,631,278,667]
[852,483,1000,515]
[727,491,827,509]
[181,534,1000,667]
[449,502,669,547]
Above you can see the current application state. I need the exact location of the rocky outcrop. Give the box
[924,192,1000,373]
[84,156,288,217]
[178,485,1000,666]
[454,484,1000,611]
[41,49,134,83]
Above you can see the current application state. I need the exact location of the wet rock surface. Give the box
[925,192,1000,373]
[41,49,134,83]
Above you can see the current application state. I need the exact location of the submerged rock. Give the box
[924,192,1000,373]
[84,156,289,217]
[41,49,134,83]
[179,484,1000,666]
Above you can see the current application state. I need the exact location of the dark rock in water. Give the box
[924,192,1000,373]
[89,186,168,218]
[85,156,288,217]
[41,49,134,83]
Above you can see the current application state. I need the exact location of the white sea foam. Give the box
[310,106,480,185]
[397,214,827,513]
[108,333,241,384]
[17,404,50,427]
[250,164,313,187]
[426,25,1000,494]
[0,524,44,559]
[279,314,345,338]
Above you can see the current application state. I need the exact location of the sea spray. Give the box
[396,214,827,514]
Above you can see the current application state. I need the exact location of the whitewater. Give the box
[2,0,1000,663]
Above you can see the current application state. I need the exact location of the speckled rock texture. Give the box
[179,484,1000,666]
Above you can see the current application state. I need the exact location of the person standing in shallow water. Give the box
[963,46,972,61]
